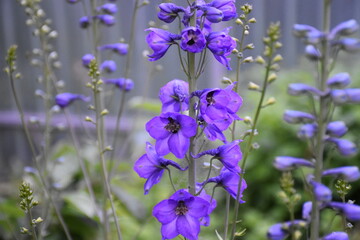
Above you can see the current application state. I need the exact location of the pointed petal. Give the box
[161,218,179,240]
[177,215,200,240]
[156,137,171,156]
[169,133,189,158]
[153,199,178,224]
[134,154,159,178]
[144,169,164,195]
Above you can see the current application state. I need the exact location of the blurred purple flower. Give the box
[207,28,236,70]
[194,140,242,173]
[305,45,321,61]
[322,232,349,240]
[309,180,332,202]
[198,115,227,142]
[331,88,360,104]
[146,112,197,158]
[99,3,117,14]
[323,166,360,182]
[105,78,134,91]
[82,53,95,68]
[327,202,360,221]
[159,79,189,113]
[298,123,317,139]
[79,16,91,28]
[327,72,351,89]
[205,168,247,203]
[134,142,186,195]
[267,220,307,240]
[274,156,314,171]
[180,27,206,53]
[326,121,348,137]
[327,137,357,156]
[209,0,236,21]
[153,189,209,240]
[55,93,90,108]
[146,28,181,61]
[100,60,117,73]
[333,38,360,52]
[288,83,323,96]
[95,14,115,26]
[302,201,312,221]
[283,110,315,124]
[157,3,185,23]
[329,19,359,39]
[99,43,128,55]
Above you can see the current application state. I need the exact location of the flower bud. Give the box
[305,45,321,61]
[298,123,317,139]
[326,121,348,137]
[323,166,360,182]
[327,72,351,89]
[327,138,357,157]
[283,110,315,124]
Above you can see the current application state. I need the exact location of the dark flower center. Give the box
[175,200,188,215]
[165,117,181,133]
[206,92,216,106]
[187,38,196,45]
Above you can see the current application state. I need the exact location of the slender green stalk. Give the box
[310,1,331,239]
[6,48,73,240]
[28,210,38,240]
[230,42,275,240]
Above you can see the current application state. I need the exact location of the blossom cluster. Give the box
[268,18,360,240]
[146,0,237,69]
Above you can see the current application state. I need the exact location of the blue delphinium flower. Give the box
[198,5,223,23]
[208,0,236,21]
[105,78,134,91]
[159,79,189,113]
[146,28,181,61]
[322,166,360,182]
[283,110,315,124]
[146,112,197,158]
[305,45,321,61]
[329,19,359,39]
[99,43,128,55]
[326,121,348,137]
[180,27,206,53]
[205,168,247,203]
[326,138,357,156]
[274,156,314,171]
[302,201,312,221]
[287,83,324,96]
[327,72,351,89]
[331,88,360,104]
[198,115,227,142]
[99,3,118,15]
[153,189,209,240]
[194,140,242,173]
[206,28,236,70]
[309,180,332,202]
[157,3,185,23]
[79,16,91,28]
[326,202,360,221]
[134,142,187,195]
[321,232,349,240]
[55,93,90,108]
[100,60,117,73]
[82,53,95,68]
[335,38,360,52]
[297,123,317,139]
[267,220,307,240]
[95,14,115,26]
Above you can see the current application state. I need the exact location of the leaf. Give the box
[63,191,97,218]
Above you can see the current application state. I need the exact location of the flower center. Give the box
[175,200,188,215]
[206,92,216,106]
[165,117,181,133]
[187,38,196,45]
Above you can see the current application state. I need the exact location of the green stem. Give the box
[230,44,274,240]
[223,194,231,239]
[28,209,38,240]
[310,0,331,239]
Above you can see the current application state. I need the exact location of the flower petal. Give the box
[169,133,189,158]
[153,199,178,224]
[161,218,179,240]
[177,215,200,240]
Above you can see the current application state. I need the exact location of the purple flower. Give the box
[157,3,185,23]
[329,19,359,39]
[159,79,189,113]
[209,0,236,21]
[99,43,128,55]
[105,78,134,91]
[327,72,351,89]
[134,142,186,194]
[267,220,307,240]
[327,138,357,156]
[323,166,360,182]
[335,38,360,52]
[207,28,236,70]
[293,24,325,43]
[298,123,317,139]
[153,189,209,240]
[67,0,78,4]
[331,88,360,104]
[146,112,197,158]
[305,45,321,61]
[99,3,117,14]
[194,140,242,173]
[287,83,324,96]
[309,180,332,202]
[199,6,223,23]
[198,85,242,129]
[283,110,315,124]
[55,93,90,108]
[198,115,227,142]
[302,201,312,221]
[79,16,91,28]
[82,53,95,68]
[100,60,117,73]
[206,168,247,203]
[327,202,360,221]
[95,14,115,26]
[146,28,181,61]
[321,232,349,240]
[274,156,314,171]
[196,189,217,226]
[180,27,206,53]
[326,121,348,137]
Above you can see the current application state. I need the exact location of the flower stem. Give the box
[310,1,331,239]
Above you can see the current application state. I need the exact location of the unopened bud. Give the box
[248,18,256,23]
[267,73,277,83]
[270,63,280,71]
[275,42,283,49]
[243,116,252,124]
[273,54,283,62]
[255,56,265,64]
[100,109,109,116]
[245,43,255,50]
[235,18,243,25]
[248,81,260,90]
[85,116,94,123]
[244,30,249,35]
[33,217,43,224]
[243,56,253,63]
[265,97,276,106]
